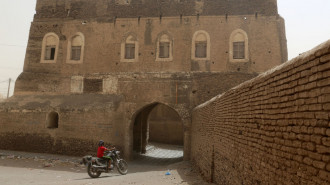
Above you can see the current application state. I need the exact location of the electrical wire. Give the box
[0,44,26,48]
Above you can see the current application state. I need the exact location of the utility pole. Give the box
[7,78,11,99]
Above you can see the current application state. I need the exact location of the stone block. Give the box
[308,151,323,161]
[306,165,319,176]
[314,127,327,135]
[323,70,330,78]
[317,78,330,87]
[303,157,313,165]
[313,160,326,170]
[326,163,330,172]
[322,137,330,147]
[327,129,330,137]
[323,103,330,111]
[322,155,330,163]
[315,112,329,120]
[310,135,322,145]
[320,54,330,63]
[316,145,330,154]
[308,72,323,83]
[318,170,330,181]
[302,142,316,151]
[317,61,330,72]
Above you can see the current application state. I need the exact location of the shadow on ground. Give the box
[0,143,214,185]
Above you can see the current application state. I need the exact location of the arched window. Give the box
[121,34,139,62]
[229,29,249,62]
[156,33,173,61]
[46,112,59,129]
[192,30,210,60]
[40,33,59,63]
[67,32,85,63]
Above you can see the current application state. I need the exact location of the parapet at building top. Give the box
[35,0,278,20]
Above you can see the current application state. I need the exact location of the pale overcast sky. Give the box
[0,0,329,97]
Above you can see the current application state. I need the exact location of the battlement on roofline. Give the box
[35,0,278,20]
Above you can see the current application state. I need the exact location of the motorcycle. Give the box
[82,148,128,178]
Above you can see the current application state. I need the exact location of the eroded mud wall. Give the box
[191,41,330,184]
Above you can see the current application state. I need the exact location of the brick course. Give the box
[191,40,330,184]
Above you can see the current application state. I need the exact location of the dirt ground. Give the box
[0,150,214,185]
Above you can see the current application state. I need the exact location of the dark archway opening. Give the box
[46,112,59,129]
[133,103,184,164]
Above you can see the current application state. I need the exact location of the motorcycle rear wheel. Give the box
[87,163,101,178]
[116,159,128,175]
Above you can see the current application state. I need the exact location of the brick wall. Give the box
[35,0,278,19]
[191,40,330,184]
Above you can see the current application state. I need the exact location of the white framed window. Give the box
[40,33,59,63]
[229,29,249,63]
[156,33,173,61]
[121,35,139,62]
[67,32,85,64]
[192,30,210,60]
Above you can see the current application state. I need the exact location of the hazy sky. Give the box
[0,0,329,97]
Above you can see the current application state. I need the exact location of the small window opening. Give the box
[71,46,81,60]
[47,112,59,129]
[233,42,245,59]
[125,44,135,59]
[195,42,207,58]
[45,46,56,60]
[84,79,103,93]
[159,42,170,58]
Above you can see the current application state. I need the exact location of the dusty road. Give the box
[0,147,213,185]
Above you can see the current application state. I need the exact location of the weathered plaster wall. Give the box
[23,15,286,78]
[0,0,286,162]
[34,0,278,19]
[148,104,184,145]
[191,41,330,184]
[2,72,256,158]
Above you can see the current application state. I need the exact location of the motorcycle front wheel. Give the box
[87,163,101,178]
[116,159,128,175]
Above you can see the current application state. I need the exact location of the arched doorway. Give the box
[132,103,184,163]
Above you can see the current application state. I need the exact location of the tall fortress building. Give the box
[0,0,287,160]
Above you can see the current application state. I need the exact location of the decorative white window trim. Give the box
[115,0,131,5]
[229,29,249,63]
[191,30,210,61]
[66,32,85,64]
[70,76,84,93]
[40,32,59,63]
[121,34,139,62]
[156,33,173,62]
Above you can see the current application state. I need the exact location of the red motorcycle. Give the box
[82,149,128,178]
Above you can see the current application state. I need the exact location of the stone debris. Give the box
[43,163,52,168]
[7,155,15,159]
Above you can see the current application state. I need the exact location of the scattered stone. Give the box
[7,155,15,159]
[43,163,52,168]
